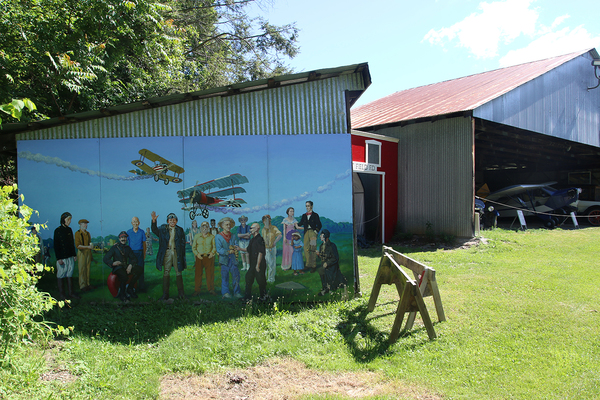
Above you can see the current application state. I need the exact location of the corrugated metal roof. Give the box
[18,73,367,141]
[2,63,370,136]
[351,49,596,129]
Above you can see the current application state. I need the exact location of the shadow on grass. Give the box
[335,301,431,363]
[44,295,343,347]
[45,299,250,345]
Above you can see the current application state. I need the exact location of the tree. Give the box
[0,186,70,368]
[0,99,36,187]
[0,0,299,121]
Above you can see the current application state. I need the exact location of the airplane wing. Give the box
[195,174,249,192]
[486,182,558,201]
[177,174,249,198]
[178,186,246,204]
[209,186,246,198]
[138,149,185,174]
[131,160,155,175]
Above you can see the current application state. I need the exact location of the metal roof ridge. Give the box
[355,49,590,112]
[351,49,594,129]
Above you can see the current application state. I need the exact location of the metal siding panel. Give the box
[18,72,365,140]
[377,117,474,237]
[474,53,600,147]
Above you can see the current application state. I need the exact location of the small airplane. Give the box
[129,149,184,185]
[178,173,249,219]
[483,182,580,228]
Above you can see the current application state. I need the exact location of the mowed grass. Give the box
[2,227,600,399]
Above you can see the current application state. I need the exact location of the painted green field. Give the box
[38,232,354,302]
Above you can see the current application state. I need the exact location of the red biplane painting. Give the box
[178,173,249,219]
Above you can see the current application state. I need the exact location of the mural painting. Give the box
[17,134,354,303]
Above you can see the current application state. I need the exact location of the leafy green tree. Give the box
[0,0,298,121]
[0,186,70,368]
[0,99,36,187]
[0,99,36,126]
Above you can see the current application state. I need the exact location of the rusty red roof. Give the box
[351,49,591,129]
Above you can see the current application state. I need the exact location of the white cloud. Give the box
[423,0,538,58]
[499,24,600,67]
[551,15,570,29]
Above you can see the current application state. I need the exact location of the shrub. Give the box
[0,185,68,368]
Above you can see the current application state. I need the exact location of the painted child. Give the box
[291,232,305,276]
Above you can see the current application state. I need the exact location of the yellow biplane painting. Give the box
[129,148,184,185]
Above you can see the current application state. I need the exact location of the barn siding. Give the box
[17,73,366,141]
[377,117,474,237]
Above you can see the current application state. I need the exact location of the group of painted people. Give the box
[189,214,276,301]
[189,200,347,299]
[53,211,153,302]
[53,200,346,302]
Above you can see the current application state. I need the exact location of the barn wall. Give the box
[15,70,367,301]
[351,134,398,242]
[376,116,474,237]
[17,73,366,140]
[475,52,600,147]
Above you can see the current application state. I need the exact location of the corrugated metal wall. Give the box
[378,117,474,237]
[18,73,366,140]
[475,52,600,147]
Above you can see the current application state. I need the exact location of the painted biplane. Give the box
[178,173,249,219]
[129,149,184,185]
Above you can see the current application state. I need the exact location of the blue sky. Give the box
[18,135,353,239]
[250,0,600,107]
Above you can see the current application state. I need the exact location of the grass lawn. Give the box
[2,227,600,399]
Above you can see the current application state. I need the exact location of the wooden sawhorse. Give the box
[368,246,446,343]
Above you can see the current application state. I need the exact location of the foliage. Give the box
[0,98,36,126]
[0,0,298,121]
[0,185,69,368]
[0,98,35,187]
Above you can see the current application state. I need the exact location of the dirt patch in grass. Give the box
[389,235,487,251]
[160,358,441,400]
[39,341,78,385]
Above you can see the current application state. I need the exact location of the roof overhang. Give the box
[351,129,399,143]
[1,63,371,140]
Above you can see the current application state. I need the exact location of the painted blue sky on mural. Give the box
[18,134,353,239]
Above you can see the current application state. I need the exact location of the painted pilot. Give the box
[151,211,187,300]
[297,201,322,273]
[192,221,217,295]
[75,218,93,292]
[127,216,147,292]
[103,231,143,302]
[244,222,268,301]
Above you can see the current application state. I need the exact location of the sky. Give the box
[18,135,353,239]
[249,0,600,107]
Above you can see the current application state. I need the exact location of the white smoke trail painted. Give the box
[19,149,352,215]
[207,168,352,216]
[18,151,151,181]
